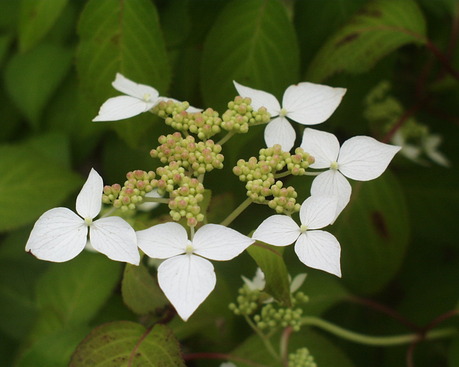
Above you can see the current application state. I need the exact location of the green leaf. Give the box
[77,0,171,146]
[201,0,299,111]
[35,252,123,330]
[306,0,427,82]
[333,172,410,294]
[449,335,459,367]
[0,137,81,232]
[4,43,73,128]
[121,263,168,315]
[18,0,69,52]
[247,242,291,306]
[70,322,185,367]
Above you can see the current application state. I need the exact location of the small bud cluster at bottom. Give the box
[221,96,271,133]
[288,348,317,367]
[102,170,156,212]
[254,303,304,332]
[233,145,314,214]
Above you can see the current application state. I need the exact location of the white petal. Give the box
[301,128,340,169]
[294,231,341,277]
[233,81,281,115]
[136,222,188,259]
[338,136,401,181]
[158,254,216,321]
[192,224,254,261]
[290,273,307,293]
[112,73,159,101]
[75,168,103,220]
[90,217,140,265]
[299,195,338,230]
[242,268,266,291]
[311,170,351,220]
[93,96,155,121]
[264,117,296,151]
[25,208,87,262]
[252,215,300,247]
[424,135,450,167]
[137,189,162,212]
[283,82,346,125]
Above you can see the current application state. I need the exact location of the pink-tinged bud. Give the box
[187,217,198,227]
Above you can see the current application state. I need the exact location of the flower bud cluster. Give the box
[288,348,317,367]
[154,100,222,140]
[150,133,224,177]
[221,96,271,133]
[154,164,205,227]
[228,284,262,316]
[102,170,156,212]
[233,145,314,214]
[254,303,304,332]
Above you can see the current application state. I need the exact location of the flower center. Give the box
[143,93,151,102]
[84,217,93,226]
[300,224,308,233]
[279,108,288,117]
[185,240,194,255]
[330,161,339,170]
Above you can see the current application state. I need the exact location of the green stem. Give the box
[244,315,280,361]
[301,316,457,346]
[220,197,253,227]
[216,132,235,146]
[142,197,170,204]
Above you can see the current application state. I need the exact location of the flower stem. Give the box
[220,197,253,227]
[244,315,280,362]
[142,197,170,204]
[301,316,457,346]
[217,132,235,146]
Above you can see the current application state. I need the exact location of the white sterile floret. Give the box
[233,81,346,151]
[136,222,254,321]
[25,169,140,265]
[253,196,342,277]
[301,128,401,219]
[93,73,201,121]
[243,268,307,297]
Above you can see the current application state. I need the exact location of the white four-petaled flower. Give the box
[136,222,254,321]
[93,73,201,121]
[25,169,140,265]
[233,81,346,151]
[301,128,401,219]
[253,195,341,277]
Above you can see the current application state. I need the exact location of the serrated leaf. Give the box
[70,322,185,367]
[121,262,168,315]
[4,43,73,128]
[77,0,171,146]
[247,242,291,306]
[18,0,69,52]
[306,0,427,82]
[201,0,299,111]
[0,138,81,232]
[35,252,122,330]
[333,172,410,294]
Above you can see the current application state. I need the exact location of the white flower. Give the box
[301,128,401,219]
[136,223,254,321]
[233,81,346,151]
[25,169,140,265]
[253,196,341,277]
[93,73,201,121]
[393,131,450,167]
[242,268,307,298]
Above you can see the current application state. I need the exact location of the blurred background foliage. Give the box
[0,0,458,366]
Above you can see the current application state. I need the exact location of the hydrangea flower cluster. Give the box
[25,73,401,325]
